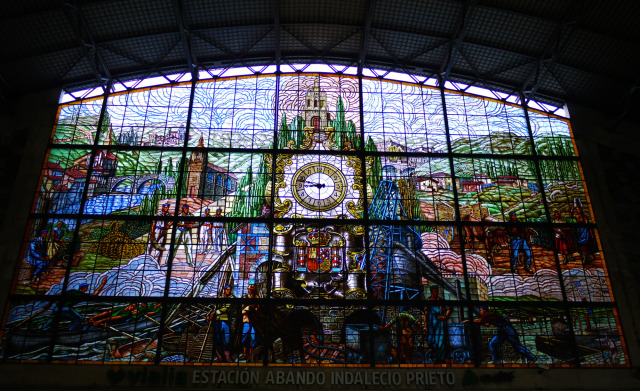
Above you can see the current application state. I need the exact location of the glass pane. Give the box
[280,75,361,151]
[5,71,627,368]
[363,78,446,153]
[191,76,277,149]
[101,84,191,147]
[529,111,577,157]
[53,99,104,145]
[446,92,531,155]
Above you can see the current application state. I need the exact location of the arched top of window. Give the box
[11,65,624,368]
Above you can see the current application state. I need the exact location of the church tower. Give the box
[186,136,207,197]
[303,80,331,129]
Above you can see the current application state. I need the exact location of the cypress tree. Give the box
[293,116,306,148]
[140,195,151,216]
[151,188,161,214]
[398,177,422,220]
[167,157,173,176]
[247,155,269,216]
[232,166,253,217]
[346,120,359,150]
[278,115,292,149]
[366,136,382,194]
[100,113,115,145]
[333,96,346,150]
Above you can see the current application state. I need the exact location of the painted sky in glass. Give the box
[1,73,625,368]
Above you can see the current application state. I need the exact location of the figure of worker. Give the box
[553,211,575,265]
[197,208,213,255]
[149,203,172,263]
[206,285,236,362]
[571,206,595,265]
[239,284,260,361]
[89,303,140,327]
[380,307,420,364]
[170,204,196,266]
[26,230,50,284]
[47,221,68,266]
[507,212,534,273]
[89,302,161,327]
[210,208,228,254]
[464,306,536,364]
[424,286,452,363]
[42,277,108,332]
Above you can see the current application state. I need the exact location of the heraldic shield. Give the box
[295,228,343,274]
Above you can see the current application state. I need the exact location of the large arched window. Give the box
[0,68,626,368]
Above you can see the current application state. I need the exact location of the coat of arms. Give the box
[295,229,343,273]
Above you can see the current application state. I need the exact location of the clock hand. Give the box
[304,182,326,189]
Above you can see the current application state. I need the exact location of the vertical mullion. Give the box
[156,81,197,364]
[522,95,580,366]
[60,83,112,295]
[357,73,376,366]
[45,82,112,363]
[263,67,281,366]
[439,79,478,365]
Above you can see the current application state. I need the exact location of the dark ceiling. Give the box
[1,0,640,121]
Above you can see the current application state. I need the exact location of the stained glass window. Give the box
[1,70,627,367]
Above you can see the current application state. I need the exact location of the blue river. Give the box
[52,184,162,229]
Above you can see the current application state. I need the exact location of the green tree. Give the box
[165,157,173,176]
[332,96,347,150]
[366,136,382,194]
[398,177,422,220]
[346,121,360,150]
[232,166,253,217]
[151,188,161,214]
[278,115,299,149]
[140,195,151,216]
[177,157,188,198]
[292,116,306,148]
[248,155,268,216]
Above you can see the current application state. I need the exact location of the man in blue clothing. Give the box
[206,285,236,362]
[571,206,595,265]
[466,307,536,364]
[424,285,452,363]
[149,203,173,264]
[507,212,533,274]
[42,277,108,331]
[26,230,50,284]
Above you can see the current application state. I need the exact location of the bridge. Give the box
[107,173,176,193]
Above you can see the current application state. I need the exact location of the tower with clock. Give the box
[264,80,367,299]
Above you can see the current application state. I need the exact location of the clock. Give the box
[272,152,364,219]
[292,163,347,211]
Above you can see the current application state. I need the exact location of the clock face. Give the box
[292,163,347,211]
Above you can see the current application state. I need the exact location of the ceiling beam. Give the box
[274,0,281,68]
[466,1,640,54]
[367,32,437,83]
[3,18,630,89]
[358,0,375,74]
[609,76,640,123]
[62,0,111,87]
[171,0,197,80]
[440,0,476,83]
[521,0,585,103]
